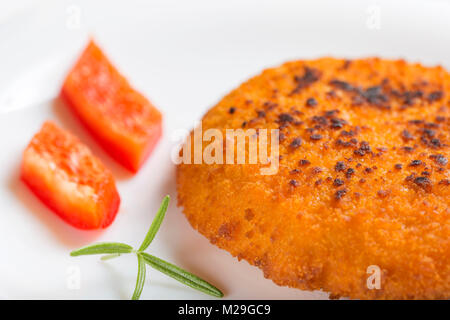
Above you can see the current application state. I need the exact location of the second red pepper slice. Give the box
[61,41,162,173]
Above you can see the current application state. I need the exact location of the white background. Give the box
[0,0,449,299]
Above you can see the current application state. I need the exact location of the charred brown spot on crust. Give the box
[377,189,390,198]
[310,134,323,141]
[427,91,444,103]
[311,167,323,175]
[365,167,373,174]
[330,118,346,129]
[340,130,356,137]
[413,176,432,191]
[289,179,299,187]
[278,113,294,124]
[289,137,302,149]
[263,101,278,111]
[329,79,446,113]
[245,231,254,239]
[354,141,372,156]
[218,223,237,240]
[409,119,424,125]
[425,122,439,129]
[253,254,269,268]
[291,67,321,95]
[334,188,347,200]
[299,159,311,166]
[311,115,328,128]
[256,110,266,118]
[429,154,448,166]
[336,138,358,148]
[401,90,423,106]
[306,97,318,107]
[335,161,347,172]
[324,109,339,117]
[329,293,342,300]
[341,60,352,70]
[361,86,389,107]
[245,209,255,221]
[329,79,354,91]
[401,146,414,153]
[401,130,414,141]
[330,80,390,108]
[346,168,355,178]
[409,160,423,167]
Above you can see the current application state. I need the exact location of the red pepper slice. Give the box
[61,40,162,172]
[21,121,120,229]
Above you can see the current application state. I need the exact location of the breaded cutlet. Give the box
[177,58,449,299]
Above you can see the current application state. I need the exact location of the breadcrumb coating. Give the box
[177,58,449,299]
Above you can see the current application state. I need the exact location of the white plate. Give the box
[0,0,449,299]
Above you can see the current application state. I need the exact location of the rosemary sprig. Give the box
[70,195,223,300]
[70,242,133,256]
[139,253,223,297]
[132,254,146,300]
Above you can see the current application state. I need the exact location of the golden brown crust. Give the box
[176,57,450,299]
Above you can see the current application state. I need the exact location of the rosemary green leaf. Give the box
[70,242,133,257]
[132,254,146,300]
[138,195,170,252]
[140,252,223,298]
